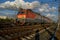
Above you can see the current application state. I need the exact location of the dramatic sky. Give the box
[0,0,59,22]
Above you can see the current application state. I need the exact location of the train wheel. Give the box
[25,23,28,26]
[36,22,39,25]
[31,22,34,25]
[20,22,25,25]
[24,22,29,26]
[34,23,37,25]
[27,23,30,25]
[27,23,31,25]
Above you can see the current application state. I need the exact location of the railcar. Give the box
[15,8,52,26]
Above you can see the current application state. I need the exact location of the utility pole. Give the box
[58,0,60,30]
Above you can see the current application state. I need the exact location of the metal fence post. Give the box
[35,30,40,40]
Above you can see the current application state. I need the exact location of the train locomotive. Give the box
[16,8,52,25]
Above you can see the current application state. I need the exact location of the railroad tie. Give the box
[4,35,12,39]
[20,37,27,40]
[24,36,31,39]
[22,34,35,40]
[0,36,7,40]
[29,35,34,38]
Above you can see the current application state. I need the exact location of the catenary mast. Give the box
[58,0,60,30]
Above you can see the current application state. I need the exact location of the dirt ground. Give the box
[56,29,60,40]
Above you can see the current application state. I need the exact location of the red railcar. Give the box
[16,8,52,25]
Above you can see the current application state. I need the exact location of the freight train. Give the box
[15,8,52,25]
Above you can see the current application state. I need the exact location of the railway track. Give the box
[0,23,53,40]
[20,25,57,40]
[0,24,44,40]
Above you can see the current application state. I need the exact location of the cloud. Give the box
[0,0,40,9]
[46,13,55,17]
[46,13,57,19]
[49,7,56,12]
[0,0,56,11]
[39,4,56,13]
[46,13,58,21]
